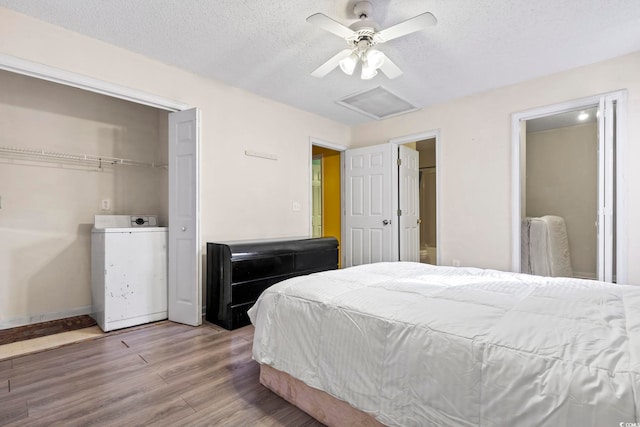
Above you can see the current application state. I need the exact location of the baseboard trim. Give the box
[0,306,93,330]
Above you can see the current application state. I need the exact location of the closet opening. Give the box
[1,56,201,330]
[511,91,627,283]
[0,68,169,329]
[523,107,598,279]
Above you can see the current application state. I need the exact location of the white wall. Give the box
[0,70,167,326]
[0,7,350,325]
[352,52,640,284]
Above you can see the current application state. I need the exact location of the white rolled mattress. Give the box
[248,262,640,427]
[521,215,573,277]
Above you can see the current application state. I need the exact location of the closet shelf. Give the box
[0,145,161,168]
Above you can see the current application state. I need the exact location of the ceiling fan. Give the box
[307,1,437,80]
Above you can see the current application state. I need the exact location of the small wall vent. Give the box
[336,86,418,120]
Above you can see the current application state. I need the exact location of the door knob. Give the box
[417,218,422,224]
[382,219,390,225]
[181,226,187,232]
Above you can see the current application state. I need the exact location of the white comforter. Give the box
[248,262,640,426]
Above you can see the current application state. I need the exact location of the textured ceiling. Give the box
[1,0,640,125]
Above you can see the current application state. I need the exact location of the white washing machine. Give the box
[91,215,167,332]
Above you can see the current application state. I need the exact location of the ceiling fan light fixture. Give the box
[361,62,378,79]
[339,52,359,75]
[365,48,385,69]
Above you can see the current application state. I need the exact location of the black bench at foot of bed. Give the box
[206,237,339,330]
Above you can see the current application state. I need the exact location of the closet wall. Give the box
[526,122,598,278]
[0,70,168,328]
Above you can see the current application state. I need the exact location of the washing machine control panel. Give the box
[94,215,159,229]
[130,216,158,227]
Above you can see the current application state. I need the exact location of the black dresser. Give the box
[206,237,339,330]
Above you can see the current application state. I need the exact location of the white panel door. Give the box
[344,144,393,267]
[168,108,201,326]
[597,97,615,282]
[399,145,420,262]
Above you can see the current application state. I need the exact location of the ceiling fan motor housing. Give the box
[348,28,378,50]
[353,1,373,19]
[348,2,379,48]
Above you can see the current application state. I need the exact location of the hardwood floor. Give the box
[0,321,325,426]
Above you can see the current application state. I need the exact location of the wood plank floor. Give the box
[0,321,325,426]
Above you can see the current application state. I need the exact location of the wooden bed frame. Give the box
[259,364,385,427]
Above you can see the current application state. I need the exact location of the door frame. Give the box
[0,53,202,319]
[510,90,628,283]
[389,130,441,263]
[309,137,347,262]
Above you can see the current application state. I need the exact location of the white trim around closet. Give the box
[0,53,188,112]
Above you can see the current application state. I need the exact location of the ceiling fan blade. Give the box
[376,12,437,42]
[311,49,353,78]
[306,13,356,39]
[378,53,403,79]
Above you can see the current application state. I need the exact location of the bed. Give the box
[247,262,640,426]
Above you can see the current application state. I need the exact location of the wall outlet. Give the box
[452,259,461,267]
[101,198,111,211]
[292,201,301,212]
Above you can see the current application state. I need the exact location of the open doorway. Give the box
[415,139,437,265]
[395,138,437,265]
[341,132,439,268]
[523,107,598,279]
[311,145,341,264]
[512,91,627,283]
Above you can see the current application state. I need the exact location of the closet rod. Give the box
[0,145,159,168]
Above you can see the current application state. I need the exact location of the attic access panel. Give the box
[336,86,418,120]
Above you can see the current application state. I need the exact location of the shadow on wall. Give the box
[6,224,93,326]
